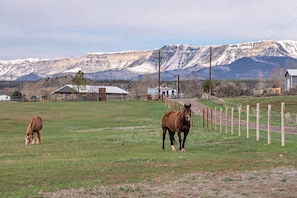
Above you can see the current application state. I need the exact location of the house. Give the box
[51,84,128,101]
[147,87,183,100]
[0,94,11,101]
[284,69,297,91]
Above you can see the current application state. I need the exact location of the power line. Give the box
[270,14,297,39]
[248,5,297,41]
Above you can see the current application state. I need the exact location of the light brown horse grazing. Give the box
[162,104,191,152]
[25,116,43,145]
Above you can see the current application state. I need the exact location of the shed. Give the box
[0,94,10,101]
[51,84,128,101]
[284,69,297,91]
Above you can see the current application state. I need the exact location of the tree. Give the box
[11,90,22,101]
[213,81,252,97]
[257,71,265,93]
[182,78,202,98]
[202,80,220,94]
[72,70,87,100]
[72,70,86,87]
[131,74,156,100]
[270,65,285,89]
[213,81,239,97]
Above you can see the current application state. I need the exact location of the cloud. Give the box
[1,0,297,59]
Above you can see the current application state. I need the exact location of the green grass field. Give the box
[0,100,296,197]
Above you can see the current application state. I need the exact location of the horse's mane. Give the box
[25,118,34,135]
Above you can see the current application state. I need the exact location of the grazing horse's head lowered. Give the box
[25,116,43,145]
[161,104,191,152]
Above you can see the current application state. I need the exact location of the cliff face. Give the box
[1,40,297,81]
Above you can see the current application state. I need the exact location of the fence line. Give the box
[162,97,295,146]
[200,102,295,147]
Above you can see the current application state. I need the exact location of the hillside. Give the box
[1,40,297,81]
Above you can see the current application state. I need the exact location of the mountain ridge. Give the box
[1,40,297,81]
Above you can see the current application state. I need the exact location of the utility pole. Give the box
[209,46,212,99]
[158,50,161,100]
[177,74,180,98]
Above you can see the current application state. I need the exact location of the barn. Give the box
[284,69,297,91]
[0,94,10,101]
[51,84,128,101]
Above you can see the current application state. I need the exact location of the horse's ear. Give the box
[184,104,191,108]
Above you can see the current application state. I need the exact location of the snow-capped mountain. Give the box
[1,40,297,81]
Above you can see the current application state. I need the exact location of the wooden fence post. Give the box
[225,107,228,134]
[220,108,222,133]
[210,108,213,130]
[281,102,285,147]
[202,108,205,128]
[246,105,250,139]
[267,104,271,145]
[214,107,217,131]
[206,107,209,128]
[231,107,234,135]
[238,106,241,136]
[256,103,260,141]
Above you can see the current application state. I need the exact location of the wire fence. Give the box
[162,97,297,147]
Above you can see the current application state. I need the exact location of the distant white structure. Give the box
[51,84,128,101]
[147,87,183,100]
[284,69,297,91]
[0,94,10,101]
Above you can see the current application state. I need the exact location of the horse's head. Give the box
[25,133,32,145]
[25,124,33,145]
[183,103,191,122]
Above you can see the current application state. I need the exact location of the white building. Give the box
[0,94,11,101]
[284,69,297,91]
[147,87,183,100]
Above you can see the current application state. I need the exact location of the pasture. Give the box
[0,100,297,197]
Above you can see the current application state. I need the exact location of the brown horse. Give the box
[25,116,43,145]
[161,104,191,152]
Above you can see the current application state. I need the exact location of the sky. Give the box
[1,0,297,60]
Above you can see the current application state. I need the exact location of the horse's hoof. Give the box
[180,149,186,152]
[171,145,176,151]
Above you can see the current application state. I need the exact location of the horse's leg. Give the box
[38,130,42,144]
[169,131,176,151]
[177,130,183,151]
[162,128,166,150]
[170,131,176,144]
[32,132,36,144]
[181,131,189,152]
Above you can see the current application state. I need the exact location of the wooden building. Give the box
[284,69,297,91]
[51,84,128,101]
